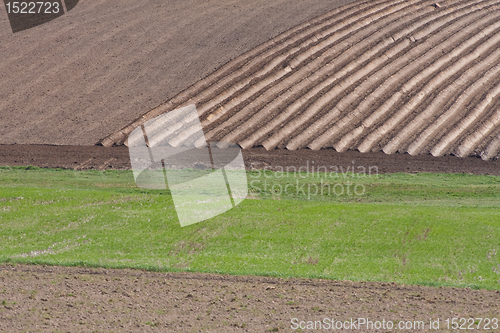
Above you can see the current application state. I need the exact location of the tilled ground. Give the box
[104,0,500,162]
[0,0,356,146]
[0,264,499,332]
[1,144,500,175]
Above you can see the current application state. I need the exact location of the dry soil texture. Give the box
[109,0,500,161]
[0,0,357,145]
[1,264,499,332]
[2,1,500,331]
[2,144,500,175]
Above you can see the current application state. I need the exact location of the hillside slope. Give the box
[0,0,355,145]
[107,0,500,160]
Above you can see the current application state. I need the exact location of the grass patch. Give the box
[0,166,499,289]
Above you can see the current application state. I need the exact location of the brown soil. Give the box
[1,264,499,332]
[1,144,500,175]
[113,0,500,161]
[0,0,356,146]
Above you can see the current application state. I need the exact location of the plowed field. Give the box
[2,1,500,331]
[105,0,500,162]
[0,0,356,145]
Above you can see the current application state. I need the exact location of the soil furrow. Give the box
[407,61,500,156]
[482,132,500,160]
[192,0,398,117]
[176,0,422,148]
[214,1,436,149]
[244,0,474,150]
[386,44,500,155]
[294,3,492,151]
[449,83,500,157]
[100,0,387,146]
[356,7,500,153]
[330,1,496,153]
[336,3,499,152]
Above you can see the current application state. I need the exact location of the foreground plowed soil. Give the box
[1,264,499,332]
[108,0,500,161]
[0,0,356,146]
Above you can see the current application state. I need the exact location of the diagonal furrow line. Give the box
[356,9,500,153]
[290,3,495,151]
[209,0,435,148]
[175,0,424,148]
[102,0,393,146]
[404,60,500,156]
[239,0,482,150]
[443,81,500,157]
[319,3,500,152]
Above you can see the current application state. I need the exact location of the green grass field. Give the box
[1,166,500,289]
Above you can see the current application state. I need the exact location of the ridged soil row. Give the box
[324,1,500,152]
[476,103,500,155]
[450,82,500,157]
[291,2,495,151]
[227,0,496,149]
[367,20,500,153]
[178,0,423,148]
[101,0,391,146]
[385,31,500,155]
[234,35,401,149]
[238,0,481,150]
[334,0,499,150]
[353,6,500,153]
[481,125,500,160]
[405,53,500,156]
[459,97,500,158]
[144,0,405,148]
[202,0,435,149]
[192,0,401,118]
[146,109,201,148]
[261,0,493,151]
[182,0,397,111]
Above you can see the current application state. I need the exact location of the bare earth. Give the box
[1,144,500,175]
[100,0,500,161]
[0,0,356,145]
[1,264,499,332]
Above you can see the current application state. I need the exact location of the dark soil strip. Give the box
[0,144,499,175]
